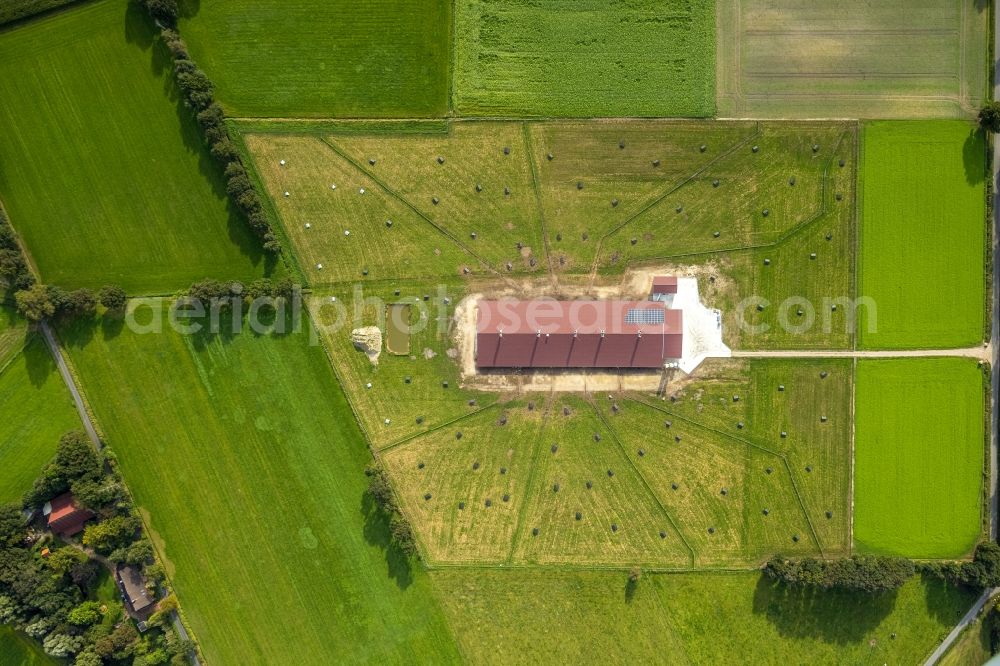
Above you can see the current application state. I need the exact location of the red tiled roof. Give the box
[476,300,682,369]
[47,493,94,537]
[651,276,678,294]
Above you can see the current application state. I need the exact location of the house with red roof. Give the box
[42,493,94,538]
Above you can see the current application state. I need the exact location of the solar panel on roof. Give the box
[624,308,664,325]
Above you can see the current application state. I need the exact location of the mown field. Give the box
[717,0,990,118]
[859,121,986,349]
[0,335,81,504]
[60,302,460,665]
[179,0,450,118]
[431,569,976,664]
[855,358,985,559]
[454,0,715,117]
[0,0,278,293]
[0,0,80,25]
[0,626,57,666]
[938,603,995,666]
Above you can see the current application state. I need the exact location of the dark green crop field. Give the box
[179,0,451,118]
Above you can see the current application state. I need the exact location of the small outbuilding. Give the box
[42,493,94,538]
[116,564,155,619]
[651,276,679,300]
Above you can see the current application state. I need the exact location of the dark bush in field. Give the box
[764,554,915,594]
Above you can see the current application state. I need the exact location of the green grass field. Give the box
[0,306,27,367]
[0,0,278,293]
[0,335,81,504]
[855,358,985,558]
[178,0,450,118]
[60,302,460,665]
[939,603,995,666]
[859,121,986,349]
[0,626,57,666]
[454,0,715,117]
[717,0,990,118]
[430,569,976,664]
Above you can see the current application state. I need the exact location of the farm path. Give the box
[40,321,100,447]
[924,587,1000,666]
[732,346,991,362]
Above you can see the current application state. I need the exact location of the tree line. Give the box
[765,543,1000,595]
[365,464,417,557]
[138,0,282,255]
[0,431,197,664]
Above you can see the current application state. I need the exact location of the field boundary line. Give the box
[378,401,503,454]
[589,397,696,567]
[624,396,825,558]
[521,123,556,283]
[849,358,857,553]
[504,396,552,565]
[318,135,502,278]
[588,123,763,281]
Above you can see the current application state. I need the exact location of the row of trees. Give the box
[1,431,195,664]
[14,283,126,322]
[365,464,417,557]
[186,277,296,304]
[139,0,281,254]
[765,543,1000,595]
[0,206,34,294]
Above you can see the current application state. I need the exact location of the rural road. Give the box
[924,587,1000,665]
[39,321,100,447]
[40,321,201,666]
[925,5,1000,661]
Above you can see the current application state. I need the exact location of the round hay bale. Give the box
[825,511,833,519]
[555,233,562,242]
[789,177,796,186]
[575,511,582,521]
[831,304,837,312]
[720,488,728,496]
[712,179,720,187]
[611,199,619,208]
[436,156,444,164]
[756,304,764,312]
[611,523,618,532]
[805,465,812,473]
[810,252,817,260]
[551,444,558,454]
[732,395,740,403]
[652,159,661,167]
[485,498,492,507]
[365,382,372,389]
[330,183,337,190]
[780,431,787,438]
[766,467,773,474]
[812,144,819,152]
[607,469,614,477]
[506,262,513,271]
[369,158,377,166]
[503,146,511,155]
[762,509,769,516]
[279,159,286,166]
[432,196,440,205]
[792,534,799,542]
[459,501,465,510]
[752,145,759,153]
[611,403,619,413]
[659,531,667,539]
[500,467,507,475]
[443,380,449,388]
[839,158,846,168]
[362,268,369,276]
[547,153,554,161]
[825,232,833,241]
[674,435,681,442]
[820,415,827,422]
[470,232,477,239]
[462,266,470,274]
[700,144,707,152]
[582,232,589,241]
[618,139,625,149]
[708,527,716,534]
[586,480,593,489]
[577,181,584,190]
[456,431,463,440]
[395,289,401,296]
[531,527,539,536]
[385,219,393,228]
[763,258,771,266]
[475,183,482,192]
[820,371,828,379]
[665,420,672,428]
[424,493,432,500]
[469,399,477,407]
[835,193,843,201]
[630,237,637,245]
[417,462,424,469]
[284,191,290,198]
[304,223,311,230]
[404,375,411,383]
[671,483,678,490]
[675,205,683,214]
[504,186,511,196]
[762,209,769,217]
[416,416,424,424]
[713,231,720,238]
[594,433,601,442]
[528,401,535,411]
[638,448,645,457]
[553,483,560,493]
[737,422,744,429]
[564,406,572,416]
[778,384,785,391]
[502,494,510,502]
[359,188,365,194]
[797,309,804,317]
[472,461,479,470]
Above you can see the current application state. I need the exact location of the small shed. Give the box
[42,493,94,538]
[116,564,155,618]
[651,276,679,301]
